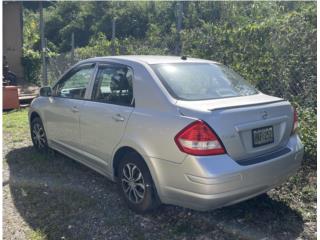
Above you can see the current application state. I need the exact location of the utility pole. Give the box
[71,32,75,64]
[39,1,47,86]
[175,1,183,55]
[111,18,116,55]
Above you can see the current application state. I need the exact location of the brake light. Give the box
[292,108,299,134]
[174,120,225,156]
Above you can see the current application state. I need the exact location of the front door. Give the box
[80,63,134,169]
[45,63,96,150]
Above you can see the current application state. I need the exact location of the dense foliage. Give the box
[298,107,317,161]
[23,1,316,161]
[21,49,41,85]
[22,9,41,84]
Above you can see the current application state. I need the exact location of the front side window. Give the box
[55,64,95,99]
[92,64,133,106]
[151,63,258,101]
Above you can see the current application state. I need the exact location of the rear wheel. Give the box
[117,152,160,213]
[31,117,48,151]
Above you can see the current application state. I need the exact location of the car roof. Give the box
[82,55,219,65]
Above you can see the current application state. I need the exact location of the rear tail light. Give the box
[174,120,225,156]
[292,108,299,134]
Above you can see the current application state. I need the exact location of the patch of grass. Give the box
[3,109,30,143]
[269,162,317,224]
[3,109,29,131]
[27,229,47,240]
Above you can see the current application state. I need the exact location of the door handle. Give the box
[71,106,79,113]
[112,114,125,122]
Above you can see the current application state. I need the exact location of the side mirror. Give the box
[39,86,52,97]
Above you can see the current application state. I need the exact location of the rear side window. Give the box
[151,63,258,101]
[92,64,133,106]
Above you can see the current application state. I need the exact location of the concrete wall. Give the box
[3,1,24,81]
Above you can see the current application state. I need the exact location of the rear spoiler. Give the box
[209,100,286,111]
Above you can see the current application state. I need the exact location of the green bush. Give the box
[298,107,317,161]
[75,32,170,59]
[75,33,113,59]
[21,49,41,85]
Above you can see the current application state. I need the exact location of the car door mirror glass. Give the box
[39,86,52,97]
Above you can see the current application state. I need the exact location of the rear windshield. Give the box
[151,63,258,101]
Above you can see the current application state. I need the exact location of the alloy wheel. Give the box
[121,163,146,204]
[32,122,46,149]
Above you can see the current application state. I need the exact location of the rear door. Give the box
[80,63,134,167]
[45,63,96,149]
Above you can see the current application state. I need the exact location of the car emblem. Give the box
[261,111,268,119]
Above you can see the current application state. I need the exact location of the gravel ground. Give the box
[3,109,317,240]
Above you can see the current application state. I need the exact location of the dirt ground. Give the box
[3,109,317,240]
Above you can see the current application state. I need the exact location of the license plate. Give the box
[252,126,274,147]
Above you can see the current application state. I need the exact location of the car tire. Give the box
[117,151,160,213]
[30,117,48,152]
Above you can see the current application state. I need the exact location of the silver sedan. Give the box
[29,56,304,213]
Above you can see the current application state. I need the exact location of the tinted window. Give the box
[55,64,95,99]
[92,65,133,106]
[151,63,258,101]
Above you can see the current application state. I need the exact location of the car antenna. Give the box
[181,55,187,60]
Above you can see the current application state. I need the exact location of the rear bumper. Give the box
[149,134,304,211]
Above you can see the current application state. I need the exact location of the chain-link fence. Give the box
[47,52,76,85]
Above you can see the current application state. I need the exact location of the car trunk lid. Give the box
[176,94,294,161]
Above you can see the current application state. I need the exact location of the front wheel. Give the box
[30,117,48,151]
[117,152,160,213]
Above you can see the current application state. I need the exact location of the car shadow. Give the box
[4,146,304,239]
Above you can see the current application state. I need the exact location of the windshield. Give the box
[151,63,258,101]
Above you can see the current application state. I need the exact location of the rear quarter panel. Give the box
[121,109,195,163]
